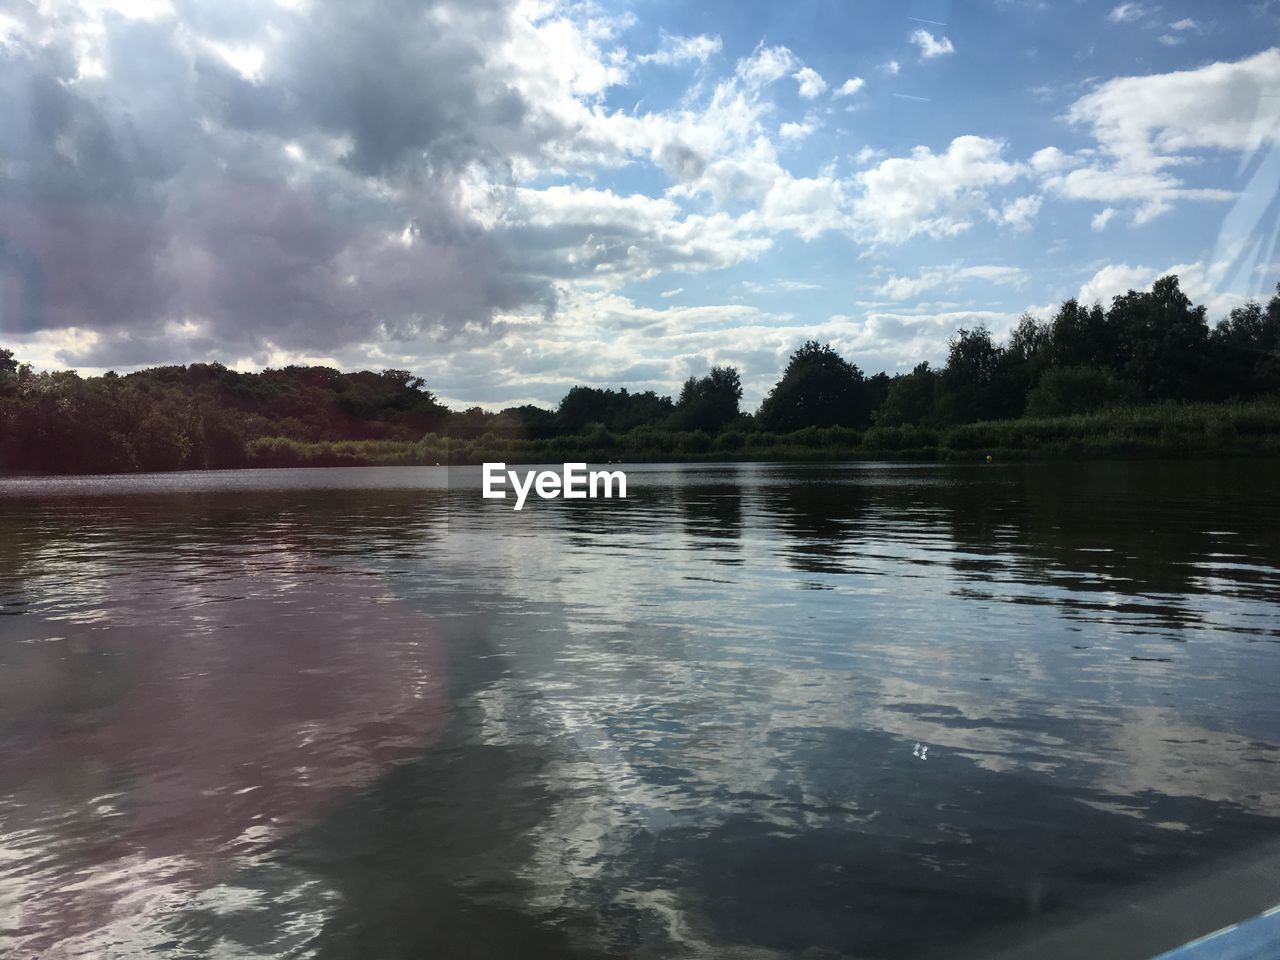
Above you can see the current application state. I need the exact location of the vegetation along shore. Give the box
[3,275,1278,474]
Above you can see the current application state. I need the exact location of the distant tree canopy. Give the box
[758,341,872,431]
[674,366,743,433]
[1213,295,1280,395]
[876,362,939,427]
[2,274,1278,474]
[556,385,676,435]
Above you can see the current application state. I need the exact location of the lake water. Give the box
[2,461,1280,959]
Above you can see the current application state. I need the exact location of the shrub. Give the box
[1026,365,1136,417]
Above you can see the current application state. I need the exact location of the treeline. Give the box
[1,274,1278,474]
[0,363,450,473]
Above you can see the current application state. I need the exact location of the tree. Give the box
[675,365,742,433]
[875,362,939,426]
[556,385,612,434]
[935,326,1011,423]
[612,390,675,432]
[1002,313,1051,415]
[1026,365,1136,417]
[1106,275,1209,400]
[0,348,16,379]
[499,404,558,440]
[865,371,891,416]
[1045,299,1112,370]
[759,341,869,431]
[1210,284,1280,397]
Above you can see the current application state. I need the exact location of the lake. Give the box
[2,461,1279,959]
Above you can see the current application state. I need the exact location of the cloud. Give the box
[1039,49,1280,220]
[834,77,866,97]
[841,308,1025,367]
[1029,146,1071,173]
[736,43,797,87]
[1169,18,1200,31]
[753,174,852,240]
[880,59,901,75]
[742,279,821,293]
[409,284,800,407]
[990,194,1042,231]
[1067,48,1280,156]
[1158,34,1184,47]
[911,30,955,59]
[1106,3,1148,24]
[1,0,811,371]
[637,32,722,66]
[853,136,1027,242]
[659,288,684,297]
[1091,207,1117,230]
[779,117,819,141]
[876,264,1027,300]
[3,0,1186,391]
[793,66,827,98]
[0,0,641,365]
[1077,260,1250,317]
[472,183,771,283]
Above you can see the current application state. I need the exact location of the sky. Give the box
[1,0,1278,410]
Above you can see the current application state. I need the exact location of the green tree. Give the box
[875,362,939,426]
[1210,284,1280,397]
[936,326,1010,423]
[999,313,1051,415]
[499,404,558,440]
[557,385,613,434]
[1106,275,1209,400]
[1026,365,1136,417]
[675,366,743,433]
[1046,299,1113,370]
[758,341,869,431]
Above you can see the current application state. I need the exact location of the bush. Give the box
[1026,365,1136,417]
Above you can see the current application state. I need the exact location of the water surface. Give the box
[2,461,1280,958]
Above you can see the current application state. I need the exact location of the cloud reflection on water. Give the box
[0,462,1278,957]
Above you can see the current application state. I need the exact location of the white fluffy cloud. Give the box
[1066,48,1280,160]
[876,264,1027,300]
[793,66,827,98]
[1039,48,1280,222]
[1077,259,1249,317]
[7,0,1260,401]
[736,44,798,87]
[637,32,722,66]
[1029,146,1071,173]
[779,117,820,141]
[834,77,866,97]
[1077,263,1154,304]
[991,194,1043,231]
[911,30,955,59]
[854,137,1027,242]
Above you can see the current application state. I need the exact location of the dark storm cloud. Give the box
[269,0,534,176]
[0,0,563,363]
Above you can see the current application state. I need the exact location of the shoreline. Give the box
[5,398,1280,477]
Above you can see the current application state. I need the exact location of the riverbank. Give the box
[239,399,1280,469]
[4,399,1277,476]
